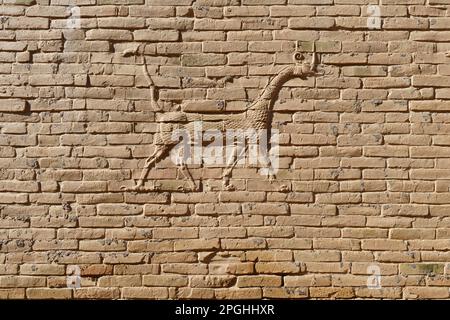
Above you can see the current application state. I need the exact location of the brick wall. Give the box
[1,0,450,300]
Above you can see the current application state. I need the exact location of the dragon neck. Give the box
[247,66,295,112]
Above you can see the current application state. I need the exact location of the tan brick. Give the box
[0,289,25,299]
[191,275,235,288]
[174,239,220,251]
[1,0,450,301]
[310,287,355,299]
[237,275,281,287]
[215,288,262,299]
[153,228,198,239]
[20,264,65,276]
[355,288,402,299]
[221,238,266,250]
[98,275,141,287]
[122,287,168,299]
[143,275,188,287]
[289,17,335,29]
[399,263,445,275]
[134,30,179,41]
[74,288,121,299]
[404,287,449,299]
[0,99,26,112]
[0,276,46,288]
[294,250,341,262]
[263,287,308,299]
[26,288,72,299]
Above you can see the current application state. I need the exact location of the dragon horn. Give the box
[311,41,317,72]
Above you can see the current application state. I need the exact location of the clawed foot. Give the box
[120,185,143,192]
[267,175,289,192]
[120,184,140,191]
[177,184,200,192]
[223,183,236,191]
[221,177,236,191]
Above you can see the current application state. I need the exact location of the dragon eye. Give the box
[294,53,303,61]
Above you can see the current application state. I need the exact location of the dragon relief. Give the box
[121,44,323,193]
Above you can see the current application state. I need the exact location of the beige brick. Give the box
[400,263,445,275]
[20,264,65,276]
[310,287,355,299]
[289,17,335,29]
[0,289,25,299]
[294,250,341,262]
[215,288,262,299]
[0,99,26,112]
[98,275,141,287]
[122,287,168,299]
[134,30,179,41]
[237,275,282,287]
[174,239,220,251]
[143,275,188,287]
[263,287,308,299]
[190,275,235,288]
[390,228,435,240]
[74,288,121,299]
[0,276,46,288]
[404,287,449,299]
[1,0,450,301]
[26,288,72,299]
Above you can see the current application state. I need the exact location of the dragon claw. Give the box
[121,184,145,192]
[223,184,236,191]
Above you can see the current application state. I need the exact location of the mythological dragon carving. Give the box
[121,44,322,192]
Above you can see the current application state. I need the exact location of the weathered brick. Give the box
[0,0,448,301]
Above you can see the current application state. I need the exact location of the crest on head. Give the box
[293,41,325,76]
